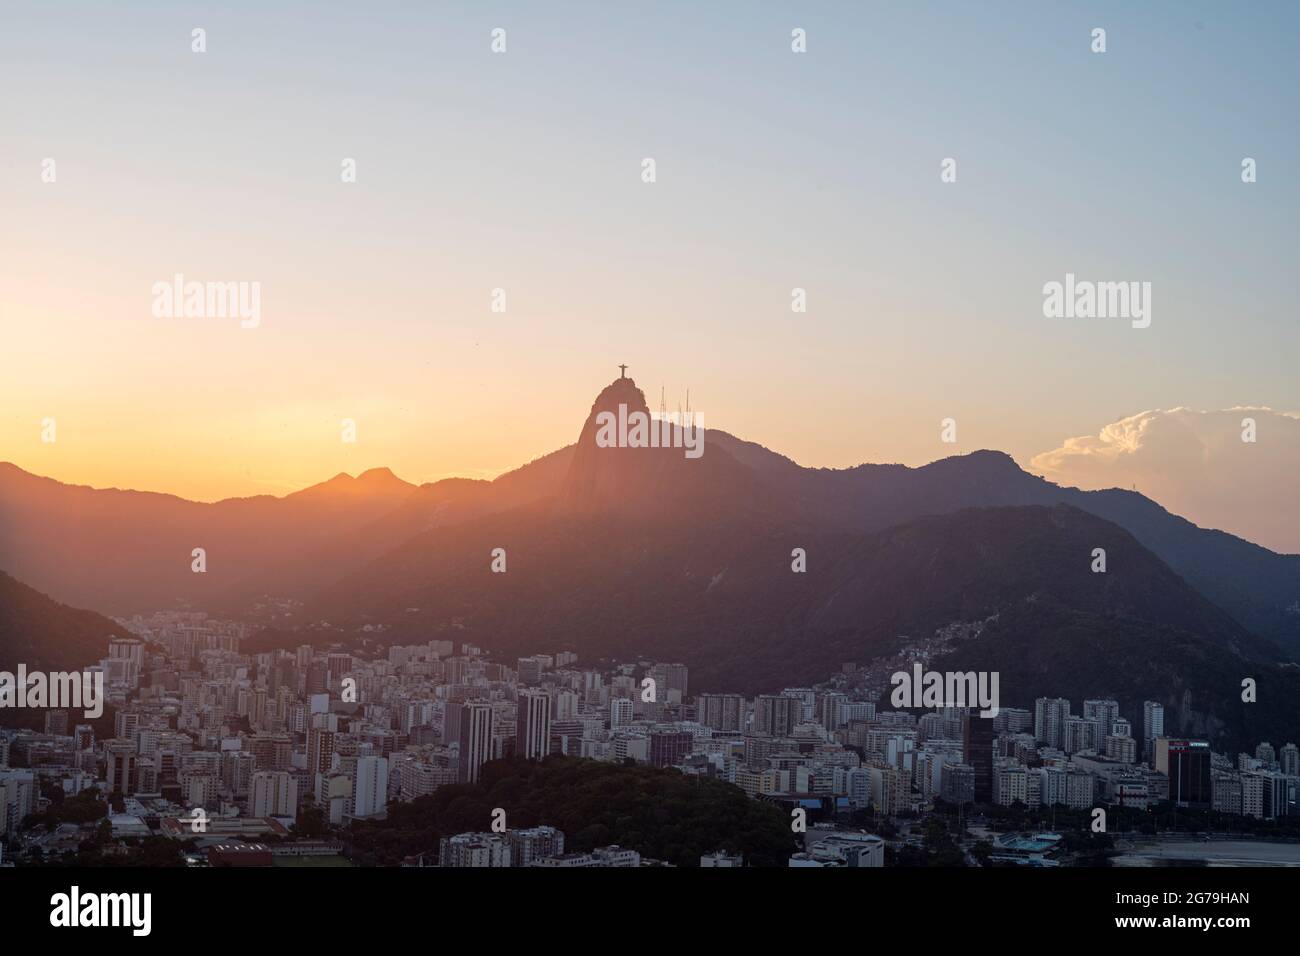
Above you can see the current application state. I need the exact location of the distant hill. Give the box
[313,498,1297,752]
[0,463,418,616]
[705,433,1300,656]
[0,570,128,672]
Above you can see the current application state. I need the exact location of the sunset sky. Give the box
[3,2,1297,528]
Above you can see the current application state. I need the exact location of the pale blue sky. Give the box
[2,0,1296,500]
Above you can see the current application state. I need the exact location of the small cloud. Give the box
[1031,407,1300,554]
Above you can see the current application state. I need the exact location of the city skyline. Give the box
[5,609,1298,872]
[2,2,1297,930]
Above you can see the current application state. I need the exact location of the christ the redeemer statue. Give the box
[618,364,628,379]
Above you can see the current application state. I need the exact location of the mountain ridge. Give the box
[0,570,131,673]
[2,375,1296,656]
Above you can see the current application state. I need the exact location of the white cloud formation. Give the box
[1030,407,1300,555]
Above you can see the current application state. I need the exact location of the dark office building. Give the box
[44,709,70,736]
[649,730,693,768]
[962,710,994,803]
[1155,738,1212,807]
[306,661,329,696]
[940,762,976,806]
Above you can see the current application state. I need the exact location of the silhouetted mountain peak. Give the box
[559,376,665,511]
[583,376,651,427]
[959,448,1018,468]
[554,374,768,519]
[923,449,1022,476]
[356,466,406,487]
[295,467,415,501]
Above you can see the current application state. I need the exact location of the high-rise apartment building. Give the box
[352,755,389,818]
[696,694,745,733]
[1143,701,1164,761]
[515,690,552,761]
[250,770,298,819]
[1034,698,1071,750]
[457,701,495,784]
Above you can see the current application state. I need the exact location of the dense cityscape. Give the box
[2,610,1297,869]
